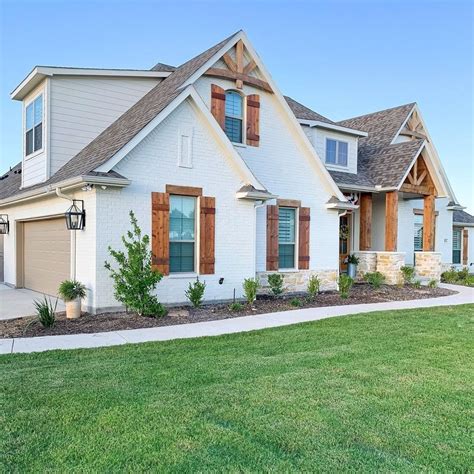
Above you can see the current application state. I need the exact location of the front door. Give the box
[339,214,351,272]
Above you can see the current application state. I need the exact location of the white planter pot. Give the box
[65,298,82,319]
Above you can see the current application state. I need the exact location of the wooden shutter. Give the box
[266,205,279,271]
[211,84,225,130]
[298,207,310,269]
[200,196,215,274]
[151,192,170,275]
[246,94,260,146]
[463,229,468,265]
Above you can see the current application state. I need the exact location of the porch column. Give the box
[423,194,435,251]
[385,191,398,251]
[359,193,372,251]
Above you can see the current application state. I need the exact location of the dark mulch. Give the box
[0,284,455,339]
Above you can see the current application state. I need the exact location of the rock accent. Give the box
[353,251,377,280]
[414,252,442,282]
[375,252,405,285]
[257,269,338,293]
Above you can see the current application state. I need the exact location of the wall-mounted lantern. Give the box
[65,200,86,230]
[0,214,9,234]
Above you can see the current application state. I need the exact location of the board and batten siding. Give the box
[49,76,161,174]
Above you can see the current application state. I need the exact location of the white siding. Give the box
[313,128,358,174]
[49,76,161,174]
[22,153,47,187]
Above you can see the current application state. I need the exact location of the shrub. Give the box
[441,268,459,284]
[58,280,87,302]
[347,254,360,265]
[413,280,422,289]
[290,297,302,307]
[243,278,260,305]
[185,278,206,308]
[267,273,284,297]
[428,279,438,289]
[338,274,354,299]
[307,274,320,300]
[105,211,166,317]
[364,271,385,289]
[466,275,474,287]
[34,296,57,328]
[229,302,244,312]
[400,266,415,284]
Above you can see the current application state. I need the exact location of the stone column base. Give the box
[257,269,338,293]
[375,252,405,285]
[353,251,377,280]
[414,252,442,281]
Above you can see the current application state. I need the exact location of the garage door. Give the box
[24,218,71,296]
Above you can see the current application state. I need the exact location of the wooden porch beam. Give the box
[205,68,273,93]
[385,191,398,251]
[423,194,435,251]
[359,193,372,251]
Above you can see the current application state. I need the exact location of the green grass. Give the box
[2,305,473,472]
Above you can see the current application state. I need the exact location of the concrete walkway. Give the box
[1,284,472,355]
[0,284,65,320]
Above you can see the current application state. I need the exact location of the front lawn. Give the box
[2,305,473,471]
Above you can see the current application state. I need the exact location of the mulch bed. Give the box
[0,284,456,339]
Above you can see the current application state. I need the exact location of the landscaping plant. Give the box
[338,274,354,299]
[413,280,422,289]
[401,265,415,284]
[267,273,284,297]
[105,211,166,317]
[33,296,57,328]
[441,267,474,286]
[364,271,385,289]
[58,280,87,319]
[347,254,360,265]
[428,279,438,289]
[185,278,206,308]
[229,302,244,312]
[243,278,260,305]
[290,297,302,307]
[307,274,320,300]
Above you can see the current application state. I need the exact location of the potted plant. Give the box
[346,254,359,279]
[58,280,87,319]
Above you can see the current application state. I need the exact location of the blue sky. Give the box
[1,0,472,212]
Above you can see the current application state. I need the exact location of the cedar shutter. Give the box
[246,94,260,146]
[211,84,226,130]
[200,196,216,274]
[266,205,279,271]
[463,229,468,265]
[298,207,310,269]
[151,192,170,275]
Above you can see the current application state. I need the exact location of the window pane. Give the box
[326,139,337,164]
[225,91,242,118]
[338,141,348,166]
[26,129,33,155]
[453,250,461,264]
[26,103,34,130]
[170,242,194,273]
[225,117,242,143]
[279,244,295,269]
[453,229,461,250]
[34,123,42,151]
[34,95,43,125]
[170,195,195,241]
[278,208,296,244]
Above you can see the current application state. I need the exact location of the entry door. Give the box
[339,214,351,272]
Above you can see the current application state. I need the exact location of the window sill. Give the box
[25,148,44,160]
[278,268,298,273]
[325,163,349,171]
[168,272,198,279]
[232,142,247,148]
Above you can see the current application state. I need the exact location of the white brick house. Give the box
[0,31,467,312]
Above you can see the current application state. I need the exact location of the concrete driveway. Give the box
[0,284,65,320]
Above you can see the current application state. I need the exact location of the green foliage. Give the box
[441,267,473,286]
[413,280,422,289]
[347,254,360,265]
[33,296,57,328]
[400,266,415,284]
[338,274,354,299]
[58,280,87,302]
[105,211,166,317]
[307,274,320,300]
[465,275,474,287]
[243,278,260,305]
[290,297,302,307]
[229,302,244,312]
[185,278,206,308]
[428,279,438,289]
[267,273,284,297]
[364,271,386,289]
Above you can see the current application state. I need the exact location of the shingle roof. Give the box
[150,62,176,72]
[454,210,474,225]
[0,163,22,200]
[284,96,334,124]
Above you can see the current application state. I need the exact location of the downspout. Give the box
[55,188,77,280]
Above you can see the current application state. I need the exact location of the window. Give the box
[169,195,196,272]
[278,207,296,269]
[225,91,243,143]
[453,228,462,264]
[326,139,348,167]
[414,214,423,251]
[25,95,43,156]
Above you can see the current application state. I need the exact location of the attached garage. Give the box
[22,217,71,296]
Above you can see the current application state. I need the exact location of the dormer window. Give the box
[224,91,243,143]
[326,138,348,167]
[25,94,43,156]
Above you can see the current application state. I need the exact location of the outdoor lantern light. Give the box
[65,200,85,230]
[0,214,9,234]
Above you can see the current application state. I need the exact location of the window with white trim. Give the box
[414,214,423,251]
[224,91,243,143]
[278,207,296,269]
[169,195,196,273]
[326,138,348,166]
[25,95,43,156]
[453,228,462,264]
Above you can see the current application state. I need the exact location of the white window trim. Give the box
[225,89,246,145]
[325,138,349,168]
[24,90,44,159]
[278,206,299,271]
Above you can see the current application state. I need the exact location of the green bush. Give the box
[243,278,260,305]
[338,274,354,299]
[347,254,360,265]
[413,280,422,289]
[105,211,166,317]
[34,296,57,328]
[364,271,386,289]
[466,275,474,287]
[229,302,244,312]
[428,279,438,289]
[441,267,473,286]
[441,268,459,284]
[307,275,320,300]
[58,280,87,302]
[400,266,415,284]
[185,278,206,308]
[267,273,284,297]
[290,298,302,307]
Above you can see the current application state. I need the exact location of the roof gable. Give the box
[284,96,334,124]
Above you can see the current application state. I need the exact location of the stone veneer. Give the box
[354,251,377,279]
[354,251,405,285]
[414,252,442,281]
[257,269,338,293]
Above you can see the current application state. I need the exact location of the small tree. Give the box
[185,278,206,308]
[338,274,354,299]
[267,273,284,297]
[307,275,320,300]
[243,278,260,305]
[105,211,166,317]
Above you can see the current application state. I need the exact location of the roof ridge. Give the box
[337,102,416,124]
